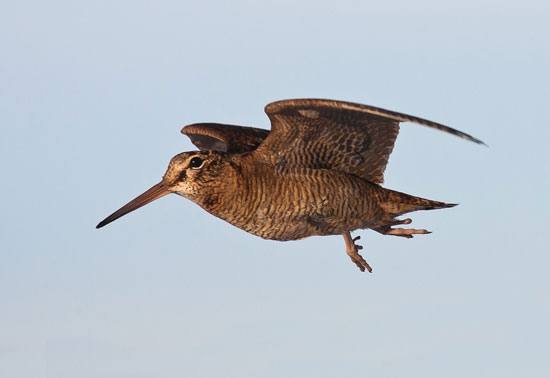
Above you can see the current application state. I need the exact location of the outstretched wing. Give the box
[254,98,484,183]
[182,123,270,153]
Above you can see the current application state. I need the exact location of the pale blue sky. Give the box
[1,1,549,377]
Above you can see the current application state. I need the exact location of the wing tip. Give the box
[477,139,489,147]
[459,133,488,146]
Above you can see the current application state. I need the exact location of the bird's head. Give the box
[96,150,236,229]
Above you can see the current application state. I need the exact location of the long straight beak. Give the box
[96,182,170,229]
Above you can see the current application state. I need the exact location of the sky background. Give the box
[1,0,549,377]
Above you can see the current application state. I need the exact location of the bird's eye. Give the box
[189,156,204,169]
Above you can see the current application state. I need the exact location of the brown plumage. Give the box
[97,98,484,272]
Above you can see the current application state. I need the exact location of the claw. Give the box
[352,236,363,249]
[349,253,372,272]
[387,218,412,226]
[343,232,373,273]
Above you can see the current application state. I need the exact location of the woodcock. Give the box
[97,99,485,272]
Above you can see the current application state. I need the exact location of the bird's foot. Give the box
[383,228,431,239]
[374,218,431,239]
[343,234,373,273]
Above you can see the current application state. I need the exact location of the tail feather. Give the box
[380,188,457,217]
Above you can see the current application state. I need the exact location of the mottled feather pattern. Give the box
[256,103,400,183]
[197,160,431,241]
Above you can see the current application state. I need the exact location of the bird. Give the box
[96,98,485,272]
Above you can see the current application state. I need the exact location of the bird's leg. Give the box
[342,231,372,273]
[374,218,431,239]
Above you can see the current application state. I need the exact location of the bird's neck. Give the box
[192,155,266,232]
[192,156,245,216]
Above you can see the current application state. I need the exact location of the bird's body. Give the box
[97,98,484,272]
[183,153,451,241]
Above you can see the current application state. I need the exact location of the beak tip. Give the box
[94,182,168,230]
[96,218,109,229]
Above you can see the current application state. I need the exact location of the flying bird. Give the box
[97,98,484,272]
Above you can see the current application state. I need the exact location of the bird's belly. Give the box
[198,168,385,241]
[220,174,382,241]
[240,211,339,241]
[202,196,346,241]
